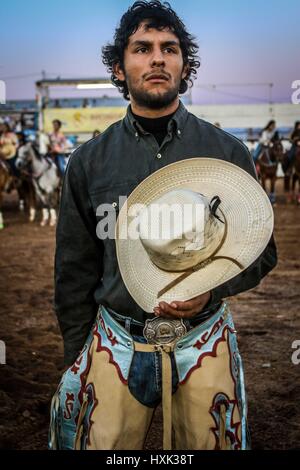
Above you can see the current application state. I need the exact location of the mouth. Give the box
[145,74,169,83]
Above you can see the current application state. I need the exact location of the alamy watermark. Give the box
[95,196,206,244]
[291,340,300,365]
[0,340,6,365]
[0,80,6,104]
[291,80,300,104]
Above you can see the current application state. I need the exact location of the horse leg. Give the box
[285,175,293,203]
[18,186,25,212]
[0,193,3,229]
[48,190,58,227]
[40,206,50,226]
[297,175,300,205]
[270,178,276,205]
[16,181,25,212]
[292,174,297,203]
[29,206,36,222]
[49,208,57,227]
[28,184,36,222]
[284,174,290,192]
[0,174,7,229]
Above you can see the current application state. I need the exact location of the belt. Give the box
[108,302,222,338]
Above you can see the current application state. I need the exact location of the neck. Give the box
[130,96,180,118]
[30,148,47,175]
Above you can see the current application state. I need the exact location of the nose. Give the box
[150,47,165,68]
[15,158,23,169]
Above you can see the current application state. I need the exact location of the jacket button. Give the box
[127,341,132,347]
[177,343,183,349]
[156,153,162,159]
[112,202,117,208]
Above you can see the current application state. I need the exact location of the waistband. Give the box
[106,301,223,337]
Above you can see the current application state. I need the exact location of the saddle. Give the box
[0,160,16,193]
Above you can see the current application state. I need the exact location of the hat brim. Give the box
[115,158,274,313]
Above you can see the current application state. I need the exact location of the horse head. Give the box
[15,142,34,170]
[270,140,285,163]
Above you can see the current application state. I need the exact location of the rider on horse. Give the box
[49,120,68,177]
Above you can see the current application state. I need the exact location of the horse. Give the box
[0,160,12,229]
[16,142,60,226]
[257,140,285,205]
[291,144,300,204]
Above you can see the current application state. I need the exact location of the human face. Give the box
[53,121,60,133]
[114,22,188,116]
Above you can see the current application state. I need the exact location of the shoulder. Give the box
[187,112,256,177]
[189,112,250,153]
[67,120,123,169]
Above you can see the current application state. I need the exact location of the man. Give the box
[51,0,277,450]
[49,119,67,176]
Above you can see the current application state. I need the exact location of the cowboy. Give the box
[50,1,277,450]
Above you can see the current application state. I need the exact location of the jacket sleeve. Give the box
[209,140,278,306]
[54,149,104,365]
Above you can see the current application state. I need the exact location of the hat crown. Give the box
[138,189,224,272]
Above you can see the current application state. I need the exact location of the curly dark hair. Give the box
[102,1,200,100]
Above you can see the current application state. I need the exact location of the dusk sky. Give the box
[1,0,300,104]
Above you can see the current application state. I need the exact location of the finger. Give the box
[170,292,211,312]
[159,301,180,317]
[169,300,197,311]
[159,303,197,319]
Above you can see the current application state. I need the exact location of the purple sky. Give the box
[1,0,300,104]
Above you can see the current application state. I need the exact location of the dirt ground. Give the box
[0,180,299,450]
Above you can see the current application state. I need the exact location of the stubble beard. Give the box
[126,74,182,110]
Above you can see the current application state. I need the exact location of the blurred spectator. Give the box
[259,120,276,145]
[253,120,276,161]
[15,119,23,133]
[247,128,254,141]
[82,98,91,108]
[285,121,300,169]
[93,129,101,138]
[49,119,67,175]
[290,121,300,143]
[0,122,19,175]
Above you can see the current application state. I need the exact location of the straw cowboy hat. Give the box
[0,143,16,160]
[115,158,274,313]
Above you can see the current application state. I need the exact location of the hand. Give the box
[153,291,212,320]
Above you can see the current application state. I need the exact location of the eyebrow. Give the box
[130,40,180,48]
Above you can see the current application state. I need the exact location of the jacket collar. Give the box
[124,100,188,139]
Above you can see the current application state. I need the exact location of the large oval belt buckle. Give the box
[143,317,187,345]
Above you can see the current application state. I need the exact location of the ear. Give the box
[182,63,189,80]
[113,62,126,82]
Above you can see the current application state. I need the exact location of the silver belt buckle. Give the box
[143,317,187,345]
